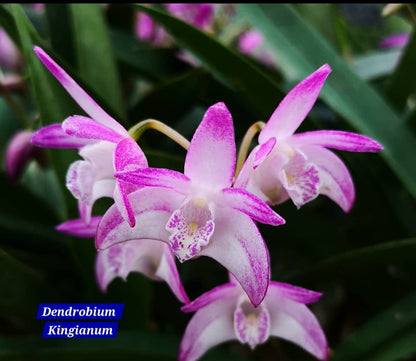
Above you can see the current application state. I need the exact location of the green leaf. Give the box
[237,4,416,200]
[0,248,58,317]
[131,4,285,118]
[70,4,125,121]
[385,29,416,110]
[332,291,416,361]
[110,29,190,82]
[291,238,416,283]
[44,4,76,67]
[11,4,77,217]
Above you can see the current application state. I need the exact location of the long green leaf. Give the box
[332,291,416,361]
[70,4,125,121]
[131,4,285,118]
[110,29,189,81]
[291,238,416,282]
[11,4,78,217]
[0,248,58,317]
[237,4,416,200]
[385,29,416,110]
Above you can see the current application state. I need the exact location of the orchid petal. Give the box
[96,238,188,303]
[182,283,238,313]
[266,286,328,360]
[291,130,383,152]
[269,281,322,304]
[184,102,236,188]
[6,131,38,182]
[253,137,276,169]
[62,116,124,143]
[96,188,184,250]
[280,151,321,208]
[179,296,237,361]
[220,188,285,226]
[301,145,355,212]
[199,208,269,307]
[33,46,128,136]
[115,168,190,194]
[155,245,190,304]
[259,64,331,142]
[56,216,102,238]
[114,138,148,171]
[113,138,148,227]
[234,300,270,349]
[31,124,91,148]
[234,147,258,190]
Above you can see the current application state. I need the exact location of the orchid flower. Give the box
[379,33,409,48]
[30,46,147,226]
[235,64,383,212]
[57,217,189,304]
[135,4,214,45]
[96,102,285,306]
[5,130,47,182]
[0,28,23,72]
[238,29,275,67]
[180,274,328,361]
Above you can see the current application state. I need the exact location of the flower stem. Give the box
[235,121,265,179]
[128,119,190,150]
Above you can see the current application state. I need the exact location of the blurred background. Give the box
[1,3,416,360]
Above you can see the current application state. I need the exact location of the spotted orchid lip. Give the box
[179,279,328,361]
[235,64,382,213]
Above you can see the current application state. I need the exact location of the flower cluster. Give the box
[30,46,382,361]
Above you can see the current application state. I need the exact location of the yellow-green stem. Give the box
[405,4,416,25]
[129,119,190,150]
[235,121,265,180]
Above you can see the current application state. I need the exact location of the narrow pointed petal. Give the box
[96,188,184,250]
[155,245,190,304]
[182,283,238,313]
[220,188,285,226]
[56,216,102,238]
[31,124,91,148]
[115,168,190,194]
[266,287,328,360]
[259,64,331,142]
[254,137,276,169]
[114,138,148,227]
[33,46,128,136]
[234,147,257,190]
[179,297,237,361]
[184,102,236,188]
[62,116,124,143]
[199,208,269,307]
[269,281,322,304]
[291,130,383,152]
[301,145,355,212]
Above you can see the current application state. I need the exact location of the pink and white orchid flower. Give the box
[96,102,285,306]
[235,64,383,212]
[180,274,328,361]
[30,46,147,227]
[57,217,189,304]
